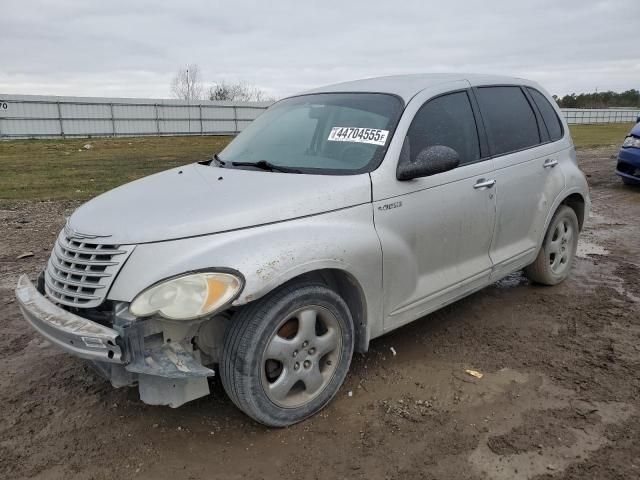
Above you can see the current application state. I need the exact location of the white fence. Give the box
[0,94,638,139]
[0,94,271,139]
[562,108,640,125]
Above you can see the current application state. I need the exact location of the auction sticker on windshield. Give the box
[327,127,389,146]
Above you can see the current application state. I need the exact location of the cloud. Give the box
[1,0,637,98]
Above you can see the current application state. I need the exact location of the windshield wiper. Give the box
[213,153,226,166]
[231,160,302,173]
[198,153,225,167]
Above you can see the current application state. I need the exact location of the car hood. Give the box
[67,164,372,244]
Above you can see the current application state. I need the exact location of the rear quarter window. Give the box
[527,87,564,142]
[476,86,541,156]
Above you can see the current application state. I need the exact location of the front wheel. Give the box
[220,282,354,427]
[525,205,579,285]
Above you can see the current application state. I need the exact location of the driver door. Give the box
[371,87,497,330]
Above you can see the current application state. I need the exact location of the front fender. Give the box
[108,204,383,341]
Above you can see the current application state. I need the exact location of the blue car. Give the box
[616,117,640,185]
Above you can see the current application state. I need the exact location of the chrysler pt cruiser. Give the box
[16,74,590,426]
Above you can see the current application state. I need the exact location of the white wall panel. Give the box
[2,93,636,139]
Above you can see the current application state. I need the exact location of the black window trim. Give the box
[467,88,491,161]
[524,86,565,142]
[470,84,560,160]
[405,87,490,168]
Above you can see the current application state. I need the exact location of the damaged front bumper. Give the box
[15,274,214,407]
[16,274,124,363]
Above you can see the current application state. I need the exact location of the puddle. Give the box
[572,254,639,303]
[612,283,640,303]
[576,239,609,258]
[586,211,609,225]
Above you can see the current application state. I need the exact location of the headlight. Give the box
[130,272,243,320]
[622,136,640,148]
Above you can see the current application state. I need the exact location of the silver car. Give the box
[16,74,590,426]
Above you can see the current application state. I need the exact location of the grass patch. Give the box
[0,124,634,202]
[0,135,232,202]
[569,123,633,149]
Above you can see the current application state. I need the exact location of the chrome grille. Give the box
[44,230,134,308]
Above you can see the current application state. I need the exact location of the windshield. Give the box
[219,93,404,174]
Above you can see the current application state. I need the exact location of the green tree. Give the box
[555,89,640,108]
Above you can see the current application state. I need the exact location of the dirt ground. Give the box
[1,147,639,480]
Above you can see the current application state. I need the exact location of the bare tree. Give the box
[209,81,274,102]
[170,64,204,101]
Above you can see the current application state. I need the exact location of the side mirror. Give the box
[397,144,460,181]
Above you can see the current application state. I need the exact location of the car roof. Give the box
[302,73,535,103]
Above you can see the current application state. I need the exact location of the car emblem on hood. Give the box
[64,221,112,240]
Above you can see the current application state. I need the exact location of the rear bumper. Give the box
[15,274,124,363]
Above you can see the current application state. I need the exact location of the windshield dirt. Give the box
[219,93,404,174]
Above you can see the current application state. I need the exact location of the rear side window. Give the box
[407,91,480,165]
[527,88,563,141]
[476,86,540,155]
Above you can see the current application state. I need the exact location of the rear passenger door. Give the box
[473,85,566,279]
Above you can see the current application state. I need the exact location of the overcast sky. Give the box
[1,0,638,99]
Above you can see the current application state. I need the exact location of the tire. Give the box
[525,205,579,286]
[220,282,354,427]
[621,176,638,186]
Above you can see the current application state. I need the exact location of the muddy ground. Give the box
[1,147,639,480]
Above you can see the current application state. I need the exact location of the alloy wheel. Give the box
[261,305,342,408]
[548,219,574,275]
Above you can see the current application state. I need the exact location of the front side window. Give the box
[406,91,480,165]
[476,86,541,155]
[527,87,564,142]
[219,93,403,174]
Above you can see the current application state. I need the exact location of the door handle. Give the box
[543,158,558,168]
[473,178,496,189]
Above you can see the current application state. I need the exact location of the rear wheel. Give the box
[220,282,354,427]
[525,205,579,285]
